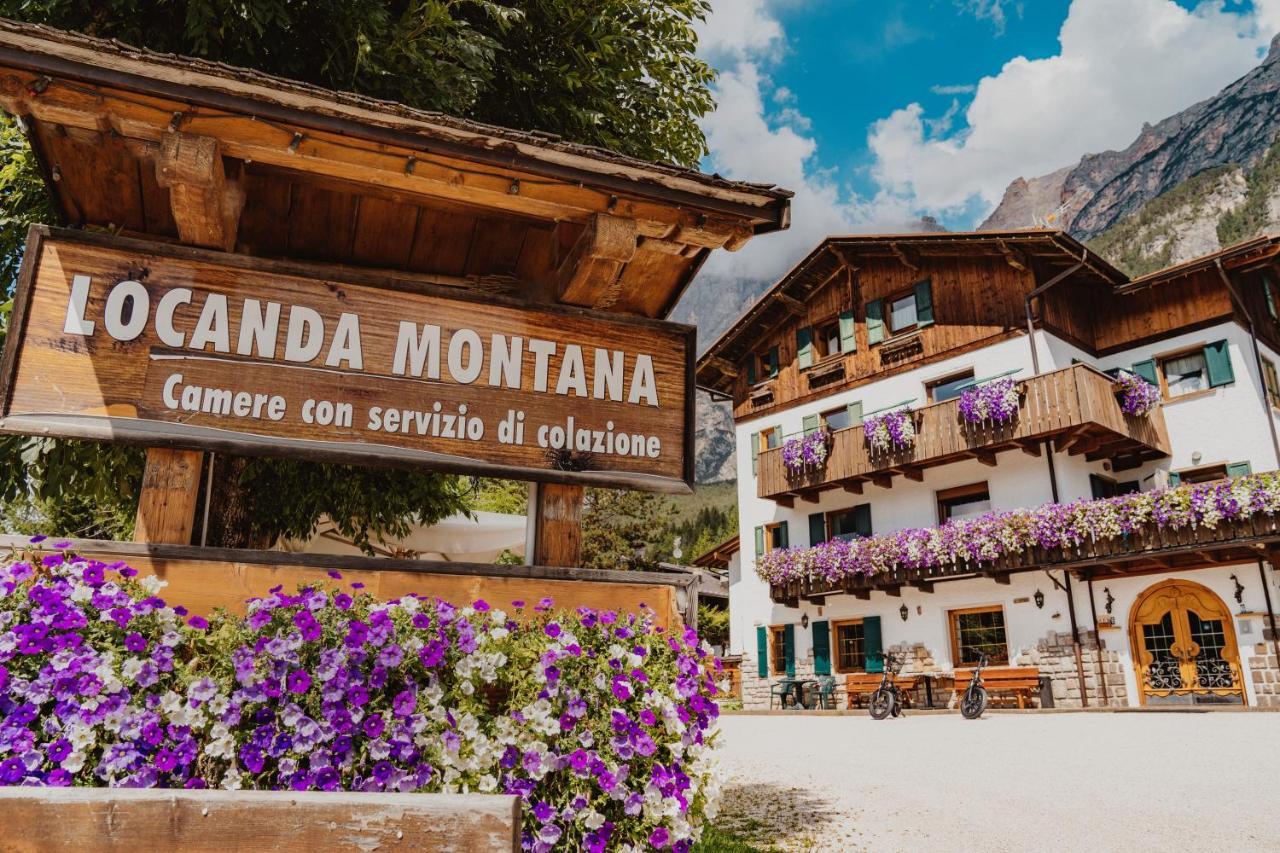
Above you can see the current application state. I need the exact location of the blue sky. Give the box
[696,0,1278,280]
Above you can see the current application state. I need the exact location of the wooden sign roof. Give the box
[0,18,791,320]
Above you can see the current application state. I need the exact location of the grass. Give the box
[667,480,737,526]
[693,826,770,853]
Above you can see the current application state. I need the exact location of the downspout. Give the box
[1086,575,1111,707]
[1214,259,1280,470]
[1260,558,1280,670]
[1063,572,1090,708]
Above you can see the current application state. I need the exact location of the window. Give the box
[936,482,992,523]
[1160,349,1209,398]
[770,626,787,675]
[1176,463,1228,484]
[888,292,918,334]
[1089,474,1139,499]
[749,426,782,475]
[949,606,1009,666]
[1265,357,1280,408]
[818,320,842,359]
[822,406,851,432]
[826,504,871,541]
[763,522,788,550]
[832,620,865,673]
[927,370,975,403]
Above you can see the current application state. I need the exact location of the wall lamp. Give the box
[1034,589,1045,609]
[899,603,909,622]
[800,613,809,629]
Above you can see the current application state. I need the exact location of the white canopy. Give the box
[277,511,527,563]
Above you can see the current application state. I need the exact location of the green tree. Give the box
[581,488,675,572]
[0,0,715,547]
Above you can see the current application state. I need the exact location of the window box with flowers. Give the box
[864,407,916,454]
[781,428,833,476]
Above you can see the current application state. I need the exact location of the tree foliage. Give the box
[581,488,675,572]
[0,0,716,547]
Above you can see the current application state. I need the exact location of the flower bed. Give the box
[0,549,721,852]
[756,472,1280,585]
[1117,372,1161,417]
[781,430,831,474]
[863,409,915,453]
[958,377,1019,425]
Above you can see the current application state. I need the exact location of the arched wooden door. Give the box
[1129,579,1246,706]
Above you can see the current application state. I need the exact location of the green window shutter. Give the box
[808,512,826,546]
[1167,471,1182,487]
[866,299,885,345]
[1227,461,1253,478]
[750,432,760,475]
[768,345,780,379]
[754,526,765,557]
[812,621,831,676]
[1204,340,1234,387]
[838,309,857,353]
[756,626,768,678]
[852,503,872,537]
[847,400,864,426]
[783,624,796,678]
[863,616,883,674]
[773,426,783,445]
[1266,276,1278,320]
[775,520,789,548]
[802,414,820,435]
[1131,360,1158,386]
[796,327,814,369]
[914,278,935,328]
[747,356,757,386]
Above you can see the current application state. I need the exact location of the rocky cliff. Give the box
[983,34,1280,240]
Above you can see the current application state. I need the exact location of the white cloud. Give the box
[930,83,977,95]
[869,0,1274,214]
[956,0,1019,35]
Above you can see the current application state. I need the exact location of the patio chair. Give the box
[769,678,796,709]
[811,675,837,709]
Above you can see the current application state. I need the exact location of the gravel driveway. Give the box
[713,712,1280,852]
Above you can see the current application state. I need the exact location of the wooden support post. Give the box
[556,213,637,309]
[135,132,243,544]
[533,483,585,567]
[133,448,203,545]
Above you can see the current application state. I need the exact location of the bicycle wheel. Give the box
[960,685,988,719]
[890,689,903,718]
[868,687,896,720]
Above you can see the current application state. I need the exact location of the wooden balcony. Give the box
[757,364,1170,504]
[771,508,1280,604]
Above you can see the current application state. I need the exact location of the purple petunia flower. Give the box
[286,670,312,694]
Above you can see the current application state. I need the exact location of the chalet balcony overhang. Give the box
[770,508,1280,605]
[757,364,1170,505]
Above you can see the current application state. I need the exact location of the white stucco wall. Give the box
[727,320,1280,705]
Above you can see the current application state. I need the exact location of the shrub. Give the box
[0,545,722,851]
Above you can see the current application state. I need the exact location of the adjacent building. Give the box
[696,231,1280,709]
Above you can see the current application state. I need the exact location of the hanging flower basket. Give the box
[1116,372,1160,417]
[864,408,915,454]
[782,429,832,474]
[958,377,1020,426]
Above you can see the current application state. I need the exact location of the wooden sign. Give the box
[0,228,695,492]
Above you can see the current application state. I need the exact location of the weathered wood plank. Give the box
[0,788,521,853]
[133,448,203,545]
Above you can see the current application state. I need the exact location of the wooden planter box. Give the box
[0,788,520,852]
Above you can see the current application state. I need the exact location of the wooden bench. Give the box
[844,673,919,709]
[952,666,1041,709]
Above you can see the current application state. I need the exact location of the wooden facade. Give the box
[698,232,1280,425]
[756,364,1171,502]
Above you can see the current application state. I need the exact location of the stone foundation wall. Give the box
[741,657,820,710]
[1247,625,1280,707]
[1014,630,1130,708]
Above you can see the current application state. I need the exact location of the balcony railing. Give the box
[757,364,1170,503]
[771,507,1280,604]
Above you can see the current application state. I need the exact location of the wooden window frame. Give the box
[820,405,851,433]
[1155,345,1212,403]
[926,369,976,404]
[763,522,786,551]
[1264,356,1280,410]
[825,506,867,541]
[769,625,787,675]
[936,481,991,524]
[884,288,920,337]
[753,349,773,387]
[948,605,1009,667]
[830,618,866,674]
[813,317,843,363]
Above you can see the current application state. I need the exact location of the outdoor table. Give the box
[794,679,819,709]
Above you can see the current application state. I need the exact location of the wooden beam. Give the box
[774,495,796,509]
[852,589,871,601]
[902,467,924,482]
[1016,439,1042,457]
[799,491,821,504]
[775,293,807,316]
[0,788,521,852]
[909,580,935,593]
[882,584,902,598]
[889,241,921,273]
[984,571,1012,585]
[154,132,244,251]
[974,450,998,467]
[555,213,637,308]
[841,481,864,495]
[705,356,739,378]
[533,483,584,567]
[998,239,1029,272]
[870,474,893,489]
[133,448,203,545]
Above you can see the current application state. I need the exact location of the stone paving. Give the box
[713,711,1280,851]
